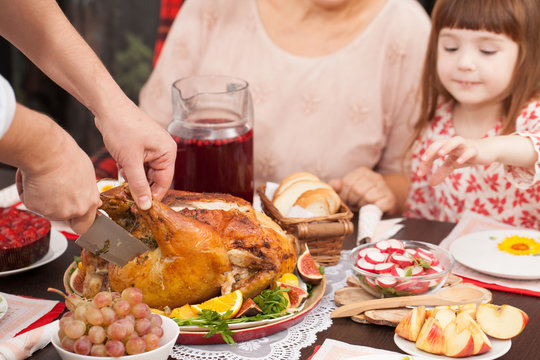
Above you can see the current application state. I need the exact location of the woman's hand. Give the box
[329,167,397,214]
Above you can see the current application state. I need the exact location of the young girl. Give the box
[406,0,540,230]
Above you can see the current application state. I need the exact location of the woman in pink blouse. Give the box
[139,0,431,215]
[406,0,540,230]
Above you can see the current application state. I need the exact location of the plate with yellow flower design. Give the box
[450,230,540,279]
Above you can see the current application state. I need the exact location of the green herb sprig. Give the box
[253,287,289,314]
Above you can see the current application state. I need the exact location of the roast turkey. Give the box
[78,185,297,309]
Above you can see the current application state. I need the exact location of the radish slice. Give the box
[376,277,398,288]
[374,240,390,253]
[387,239,405,254]
[416,251,434,264]
[395,280,417,291]
[356,258,376,273]
[390,267,405,277]
[358,247,381,259]
[430,257,440,266]
[424,265,443,275]
[408,281,430,294]
[374,262,395,274]
[389,254,414,268]
[405,265,424,276]
[365,277,378,288]
[404,248,418,258]
[417,248,435,258]
[365,251,387,265]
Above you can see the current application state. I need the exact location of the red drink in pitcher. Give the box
[171,118,254,202]
[169,75,254,201]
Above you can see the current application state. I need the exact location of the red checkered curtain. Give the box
[153,0,184,67]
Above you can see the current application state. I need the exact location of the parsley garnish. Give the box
[253,287,289,314]
[172,308,288,344]
[173,309,236,344]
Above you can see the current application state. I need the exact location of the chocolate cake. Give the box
[0,207,51,271]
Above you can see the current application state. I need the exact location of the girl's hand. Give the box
[418,136,496,186]
[329,167,396,213]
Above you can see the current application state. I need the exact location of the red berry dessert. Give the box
[0,207,51,271]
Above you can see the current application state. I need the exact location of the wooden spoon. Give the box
[330,286,485,318]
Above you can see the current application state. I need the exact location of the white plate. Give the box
[394,334,511,360]
[449,229,540,279]
[0,230,68,277]
[0,293,7,320]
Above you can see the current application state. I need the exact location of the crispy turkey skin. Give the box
[80,186,297,309]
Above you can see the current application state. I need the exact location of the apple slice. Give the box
[456,303,477,319]
[426,305,451,318]
[455,312,492,355]
[443,321,475,357]
[415,317,445,355]
[476,303,529,339]
[433,308,456,329]
[395,306,426,342]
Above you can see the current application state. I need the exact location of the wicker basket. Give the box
[257,185,354,266]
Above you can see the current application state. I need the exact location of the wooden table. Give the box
[0,204,538,359]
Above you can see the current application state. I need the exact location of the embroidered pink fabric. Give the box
[407,100,540,230]
[139,0,431,186]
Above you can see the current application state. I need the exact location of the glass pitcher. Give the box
[168,75,254,202]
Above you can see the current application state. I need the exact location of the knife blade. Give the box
[75,210,151,266]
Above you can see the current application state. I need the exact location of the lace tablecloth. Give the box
[170,252,350,360]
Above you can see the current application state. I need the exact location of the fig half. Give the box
[297,247,323,285]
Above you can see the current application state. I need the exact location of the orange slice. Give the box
[170,304,197,319]
[191,290,243,318]
[150,308,166,316]
[277,273,299,287]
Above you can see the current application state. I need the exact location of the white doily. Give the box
[170,252,351,360]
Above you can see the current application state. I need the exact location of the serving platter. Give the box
[394,334,511,360]
[177,276,326,345]
[0,230,68,277]
[450,229,540,280]
[63,261,327,345]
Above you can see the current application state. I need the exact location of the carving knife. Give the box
[75,210,151,266]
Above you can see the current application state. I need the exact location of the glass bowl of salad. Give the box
[349,239,454,298]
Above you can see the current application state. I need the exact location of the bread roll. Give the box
[296,187,341,215]
[273,180,331,216]
[293,188,333,216]
[272,171,342,217]
[274,172,321,199]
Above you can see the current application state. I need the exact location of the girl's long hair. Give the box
[411,0,540,146]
